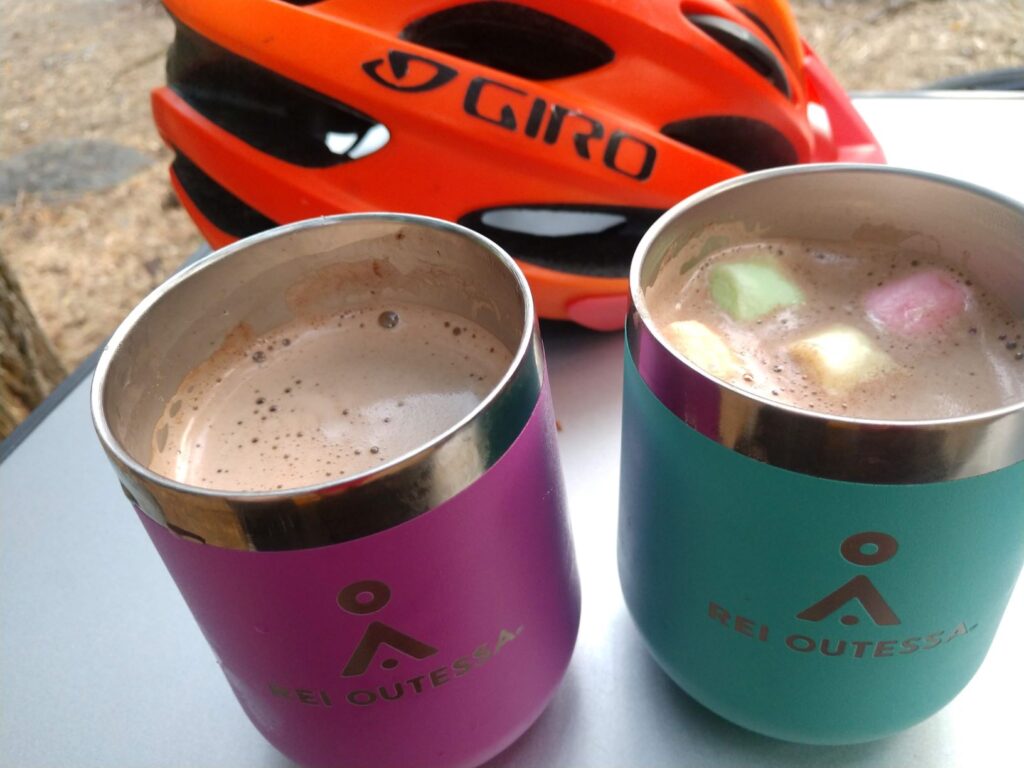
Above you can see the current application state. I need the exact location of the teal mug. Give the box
[618,165,1024,744]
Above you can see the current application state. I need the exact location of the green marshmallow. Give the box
[709,261,804,322]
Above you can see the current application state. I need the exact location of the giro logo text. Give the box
[362,49,657,181]
[706,531,978,661]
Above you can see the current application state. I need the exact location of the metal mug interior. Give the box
[629,165,1024,484]
[92,213,541,550]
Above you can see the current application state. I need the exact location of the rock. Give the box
[0,139,153,204]
[1,250,67,438]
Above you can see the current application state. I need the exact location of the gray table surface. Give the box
[3,95,1024,768]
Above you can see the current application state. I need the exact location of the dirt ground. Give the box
[1,0,1022,419]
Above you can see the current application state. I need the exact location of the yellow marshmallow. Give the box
[788,326,897,394]
[664,320,740,379]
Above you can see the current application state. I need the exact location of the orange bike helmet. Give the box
[153,0,884,330]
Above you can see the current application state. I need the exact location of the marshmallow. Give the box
[709,260,804,322]
[663,320,740,379]
[864,270,967,336]
[789,325,897,394]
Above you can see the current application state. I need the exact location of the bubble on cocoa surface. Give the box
[378,310,400,329]
[151,301,515,490]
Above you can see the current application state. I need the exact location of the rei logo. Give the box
[797,532,901,627]
[338,580,439,677]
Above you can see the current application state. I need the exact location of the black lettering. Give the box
[786,634,815,652]
[851,640,872,658]
[820,638,846,657]
[269,682,291,698]
[571,115,604,159]
[524,98,547,138]
[407,675,425,694]
[874,640,896,657]
[347,690,376,706]
[296,689,318,705]
[495,629,517,653]
[464,77,525,130]
[320,690,333,706]
[430,667,451,687]
[947,623,969,642]
[734,616,755,638]
[379,682,404,701]
[542,105,569,145]
[604,130,656,181]
[541,106,603,159]
[899,637,921,654]
[708,602,730,626]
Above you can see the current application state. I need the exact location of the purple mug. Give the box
[91,214,581,768]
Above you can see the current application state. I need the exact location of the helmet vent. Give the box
[171,153,276,239]
[402,2,613,80]
[167,20,389,168]
[734,7,783,53]
[685,13,790,97]
[458,204,664,277]
[661,116,797,172]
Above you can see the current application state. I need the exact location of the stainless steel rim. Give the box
[629,164,1024,483]
[92,213,542,550]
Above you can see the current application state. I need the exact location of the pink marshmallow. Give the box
[864,270,967,336]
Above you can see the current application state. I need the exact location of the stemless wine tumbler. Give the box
[92,214,580,768]
[619,166,1024,744]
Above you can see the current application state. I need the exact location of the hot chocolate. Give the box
[148,302,513,491]
[646,238,1024,420]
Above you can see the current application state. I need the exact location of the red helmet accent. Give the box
[153,0,884,329]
